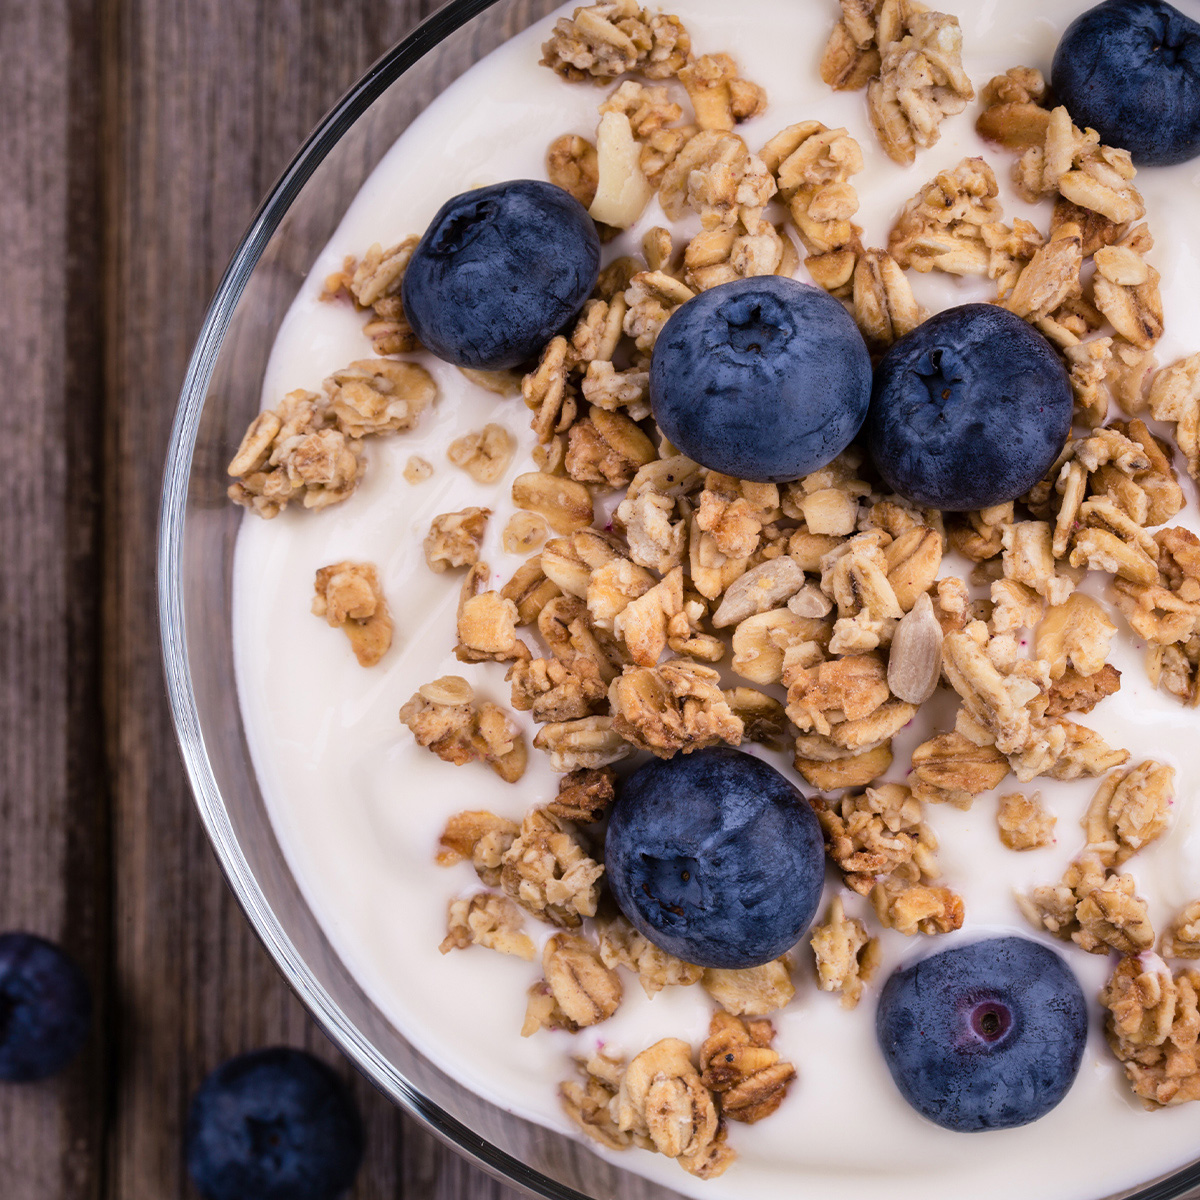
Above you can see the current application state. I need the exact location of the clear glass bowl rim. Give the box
[156,2,1200,1198]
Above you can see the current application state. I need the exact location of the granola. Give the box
[996,791,1055,851]
[702,960,795,1017]
[810,895,881,1008]
[311,561,393,667]
[423,506,490,573]
[699,1011,795,1124]
[440,893,535,960]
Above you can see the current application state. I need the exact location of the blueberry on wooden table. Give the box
[1053,0,1200,166]
[402,179,601,370]
[876,936,1087,1132]
[0,932,91,1082]
[650,276,873,483]
[186,1047,364,1200]
[603,746,826,969]
[865,303,1073,511]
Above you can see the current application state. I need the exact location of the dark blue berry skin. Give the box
[876,936,1088,1133]
[402,180,601,370]
[866,304,1073,511]
[0,933,91,1082]
[604,747,826,969]
[186,1048,364,1200]
[650,277,873,483]
[1052,0,1200,166]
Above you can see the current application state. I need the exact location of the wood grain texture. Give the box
[0,0,525,1195]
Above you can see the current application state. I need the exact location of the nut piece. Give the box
[700,1011,795,1124]
[548,767,617,824]
[702,960,795,1017]
[610,661,744,757]
[523,933,623,1035]
[447,423,516,484]
[399,677,527,783]
[597,913,703,996]
[997,791,1056,851]
[1101,955,1200,1108]
[436,810,520,886]
[589,111,655,229]
[810,895,881,1008]
[440,893,535,960]
[424,507,490,573]
[311,561,393,667]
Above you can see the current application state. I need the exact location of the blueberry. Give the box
[1052,0,1200,166]
[603,747,825,969]
[650,277,872,483]
[0,932,91,1082]
[402,180,601,370]
[186,1047,364,1200]
[876,936,1087,1132]
[865,304,1073,511]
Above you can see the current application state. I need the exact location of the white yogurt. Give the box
[232,3,1200,1197]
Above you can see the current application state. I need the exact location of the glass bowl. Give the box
[158,3,1200,1199]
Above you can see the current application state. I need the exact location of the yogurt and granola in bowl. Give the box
[226,1,1200,1196]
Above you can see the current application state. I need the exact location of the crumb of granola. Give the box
[523,932,623,1035]
[424,507,490,573]
[870,877,964,936]
[440,893,535,960]
[702,960,795,1017]
[311,561,393,667]
[436,810,520,886]
[399,676,527,783]
[324,358,436,438]
[447,423,516,484]
[1163,902,1200,960]
[541,2,691,84]
[403,455,433,484]
[699,1011,795,1124]
[1083,760,1174,868]
[548,766,617,823]
[997,791,1056,851]
[321,238,421,354]
[597,912,704,995]
[610,660,744,757]
[501,806,605,928]
[810,895,881,1008]
[503,512,549,556]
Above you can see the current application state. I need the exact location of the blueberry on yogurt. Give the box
[0,932,91,1082]
[604,747,826,969]
[876,937,1087,1132]
[650,276,872,483]
[186,1047,364,1200]
[866,304,1073,511]
[403,179,601,370]
[1053,0,1200,166]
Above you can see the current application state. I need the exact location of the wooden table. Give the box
[1,2,525,1195]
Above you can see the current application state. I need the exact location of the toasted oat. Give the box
[785,653,890,738]
[513,472,594,534]
[566,406,656,487]
[866,7,974,165]
[324,358,437,438]
[623,270,695,353]
[1002,521,1074,606]
[722,688,789,750]
[997,791,1055,851]
[321,238,421,354]
[1163,902,1200,960]
[1148,352,1200,481]
[695,473,780,558]
[311,561,393,667]
[538,593,628,684]
[617,1039,734,1178]
[616,490,688,575]
[227,390,364,518]
[500,806,604,928]
[560,1049,635,1152]
[508,655,606,723]
[810,895,881,1008]
[702,959,796,1017]
[610,660,743,757]
[399,677,528,783]
[597,913,703,995]
[853,248,924,350]
[541,1,691,83]
[502,513,548,557]
[871,877,964,936]
[534,714,636,772]
[1004,222,1083,322]
[523,336,576,444]
[501,560,562,627]
[976,66,1051,149]
[447,423,516,485]
[523,933,623,1036]
[436,810,520,886]
[794,740,894,790]
[545,767,616,825]
[909,731,1010,808]
[455,563,530,665]
[1083,760,1174,868]
[1035,593,1117,681]
[440,893,535,960]
[424,506,490,573]
[1101,955,1200,1108]
[1046,665,1122,717]
[1022,854,1153,954]
[700,1011,795,1125]
[659,130,777,233]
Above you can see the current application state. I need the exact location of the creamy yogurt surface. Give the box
[232,2,1200,1197]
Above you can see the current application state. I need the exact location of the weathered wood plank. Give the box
[101,0,524,1196]
[0,0,108,1195]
